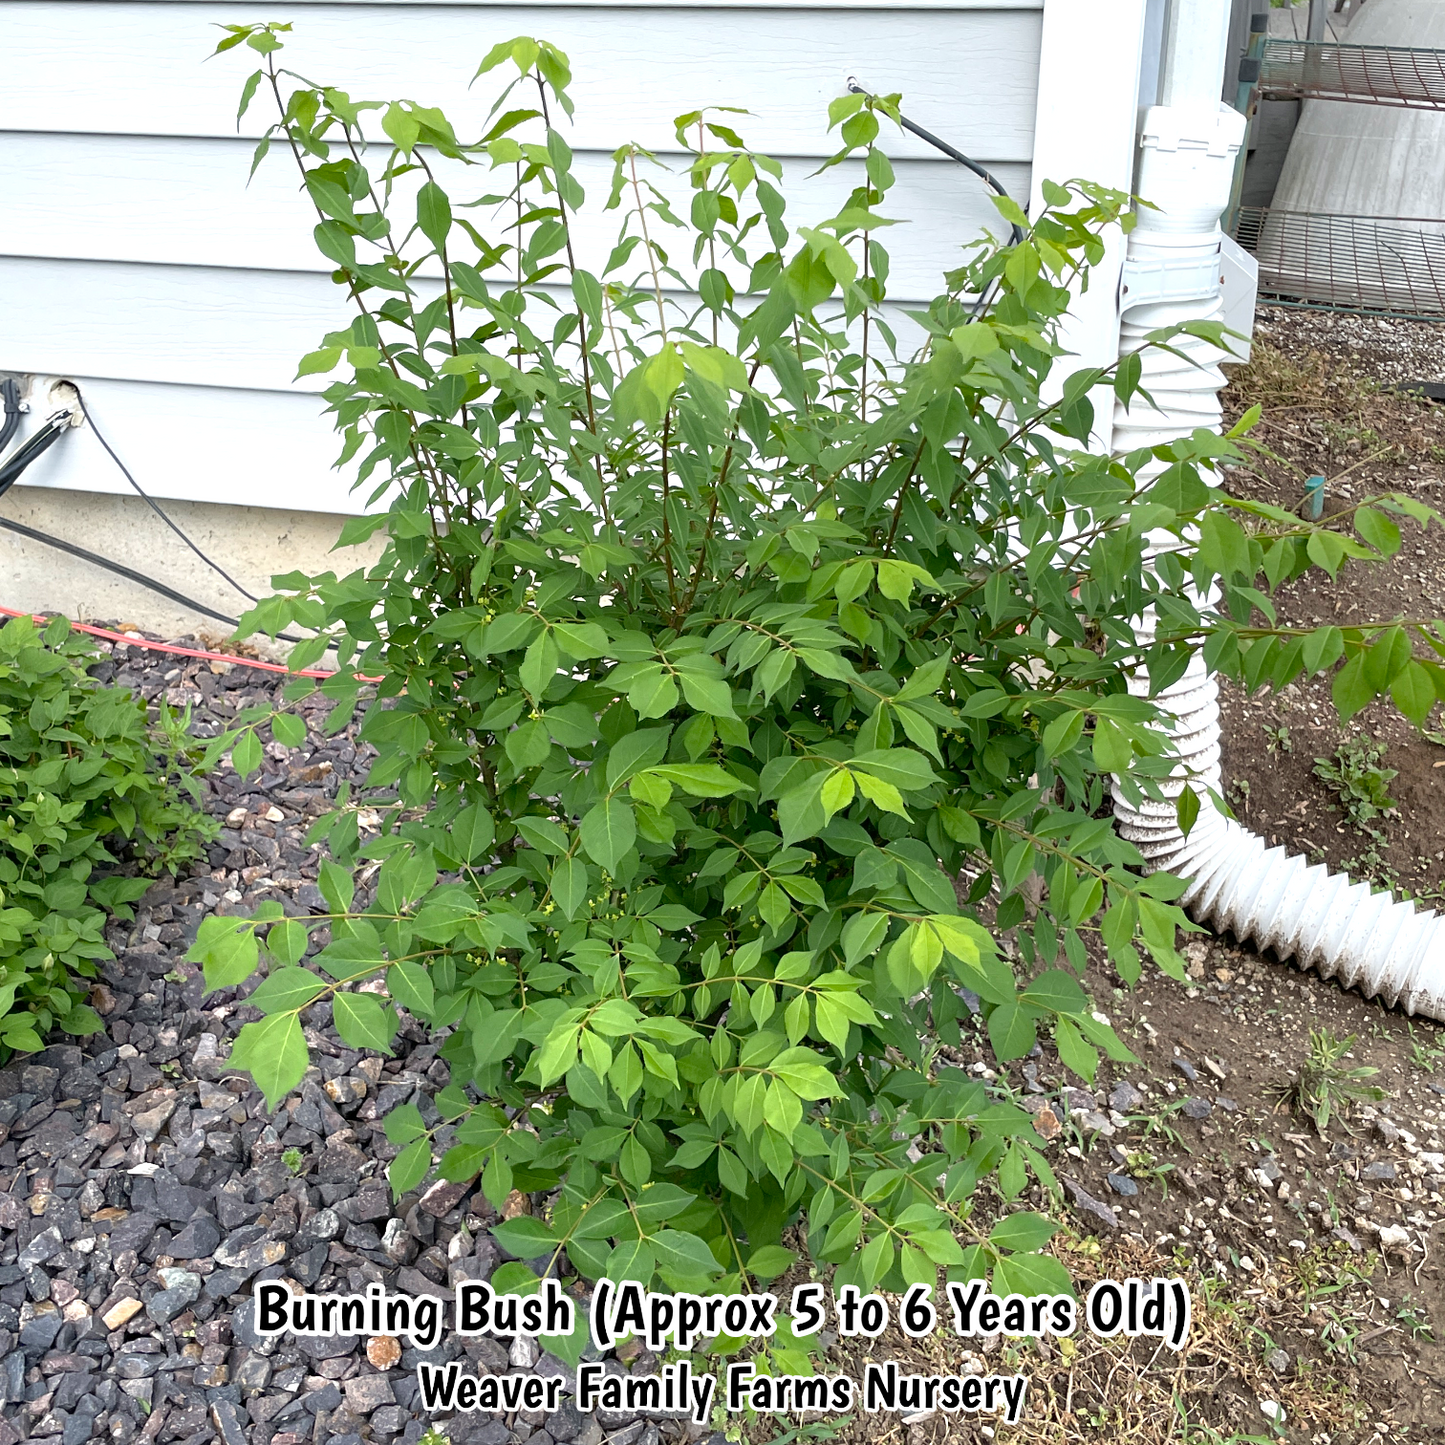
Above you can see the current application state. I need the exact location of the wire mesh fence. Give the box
[1258,39,1445,110]
[1232,208,1445,319]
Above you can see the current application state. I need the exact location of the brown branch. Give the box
[660,410,677,610]
[884,437,928,555]
[676,356,765,623]
[536,77,612,530]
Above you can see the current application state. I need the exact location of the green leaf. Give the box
[1052,1014,1099,1082]
[229,1013,308,1107]
[271,712,306,748]
[550,856,589,919]
[746,1245,797,1280]
[886,840,958,915]
[986,1001,1038,1063]
[492,1216,559,1258]
[332,992,398,1053]
[389,960,435,1017]
[417,180,452,250]
[988,1212,1059,1253]
[1175,784,1200,837]
[1356,505,1401,557]
[384,1102,427,1145]
[232,730,263,777]
[852,749,937,792]
[1091,719,1132,773]
[652,1229,720,1278]
[1019,969,1086,1015]
[678,671,738,720]
[646,764,749,797]
[580,799,636,873]
[248,967,326,1014]
[388,1136,431,1198]
[190,917,259,991]
[1392,661,1436,726]
[991,1249,1073,1297]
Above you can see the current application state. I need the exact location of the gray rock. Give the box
[233,1355,271,1393]
[381,1218,415,1265]
[1063,1178,1119,1232]
[317,1142,367,1184]
[1181,1096,1212,1120]
[296,1329,355,1362]
[546,1399,589,1442]
[336,1187,389,1224]
[18,1227,64,1268]
[343,1374,395,1412]
[1105,1172,1139,1196]
[204,1268,251,1300]
[418,1179,469,1218]
[1108,1081,1144,1113]
[211,1399,249,1445]
[1362,1161,1397,1182]
[289,1242,329,1288]
[146,1283,198,1325]
[230,1300,268,1351]
[213,1226,285,1278]
[297,1208,341,1245]
[1171,1057,1198,1083]
[19,1307,62,1351]
[1266,1349,1290,1375]
[167,1215,222,1260]
[130,1098,177,1143]
[154,1177,206,1224]
[305,1383,343,1413]
[114,1352,160,1380]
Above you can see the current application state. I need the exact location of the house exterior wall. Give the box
[0,0,1145,633]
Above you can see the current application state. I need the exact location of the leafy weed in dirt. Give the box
[1311,733,1397,834]
[1275,1027,1388,1135]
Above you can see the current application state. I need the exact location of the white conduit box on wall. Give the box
[1108,0,1445,1021]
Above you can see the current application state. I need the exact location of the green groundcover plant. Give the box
[186,24,1443,1349]
[0,614,214,1055]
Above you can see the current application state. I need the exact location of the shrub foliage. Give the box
[189,25,1443,1342]
[1,615,213,1055]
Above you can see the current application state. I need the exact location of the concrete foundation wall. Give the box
[0,485,384,645]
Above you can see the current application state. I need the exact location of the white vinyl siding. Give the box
[3,0,1044,512]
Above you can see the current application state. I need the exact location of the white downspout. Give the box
[1108,0,1445,1019]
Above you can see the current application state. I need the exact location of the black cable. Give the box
[0,414,307,644]
[0,381,20,457]
[0,415,69,495]
[0,515,308,644]
[846,81,1026,246]
[73,390,262,605]
[0,514,247,628]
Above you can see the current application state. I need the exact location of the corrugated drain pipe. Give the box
[1107,91,1445,1020]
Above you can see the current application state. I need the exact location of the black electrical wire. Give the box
[846,81,1026,247]
[0,414,70,495]
[73,390,261,605]
[0,398,306,643]
[0,514,248,629]
[0,380,20,456]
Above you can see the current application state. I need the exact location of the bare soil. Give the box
[1215,308,1445,906]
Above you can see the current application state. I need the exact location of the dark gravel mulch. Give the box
[0,631,722,1445]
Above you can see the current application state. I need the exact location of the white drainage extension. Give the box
[1108,99,1445,1021]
